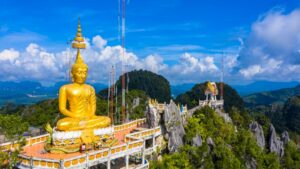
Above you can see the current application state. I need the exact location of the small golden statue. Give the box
[56,19,111,131]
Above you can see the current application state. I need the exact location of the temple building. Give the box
[199,81,224,109]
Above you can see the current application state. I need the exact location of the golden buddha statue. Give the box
[56,19,111,131]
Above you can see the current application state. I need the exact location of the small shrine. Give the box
[199,81,224,109]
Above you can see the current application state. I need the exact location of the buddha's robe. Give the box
[57,83,111,131]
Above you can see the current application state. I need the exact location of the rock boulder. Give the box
[269,124,284,157]
[163,100,185,153]
[249,121,265,149]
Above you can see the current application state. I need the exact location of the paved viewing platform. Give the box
[0,119,161,169]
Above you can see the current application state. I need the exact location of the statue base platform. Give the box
[45,126,118,154]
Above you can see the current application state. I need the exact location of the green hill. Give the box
[175,82,244,112]
[282,95,300,134]
[99,70,171,103]
[243,85,300,107]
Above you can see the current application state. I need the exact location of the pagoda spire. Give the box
[72,18,86,49]
[71,18,86,66]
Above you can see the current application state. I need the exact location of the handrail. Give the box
[0,134,49,151]
[125,126,161,142]
[113,118,146,132]
[16,118,161,169]
[1,118,147,151]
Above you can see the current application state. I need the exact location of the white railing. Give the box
[15,118,162,169]
[19,139,145,169]
[1,118,147,152]
[114,118,147,132]
[199,100,224,108]
[125,127,161,142]
[18,154,60,169]
[0,134,49,151]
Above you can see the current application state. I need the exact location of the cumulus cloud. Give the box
[237,9,300,81]
[163,53,220,83]
[92,35,107,49]
[137,55,167,73]
[0,34,224,85]
[0,49,19,63]
[0,35,176,84]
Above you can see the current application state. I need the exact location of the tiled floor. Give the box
[21,125,138,160]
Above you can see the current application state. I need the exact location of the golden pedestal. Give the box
[45,127,117,154]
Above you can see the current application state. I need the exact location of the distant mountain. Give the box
[170,81,298,98]
[171,83,195,97]
[243,85,300,107]
[233,80,299,96]
[0,81,106,106]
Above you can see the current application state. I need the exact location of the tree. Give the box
[283,141,300,168]
[0,114,28,140]
[0,114,28,168]
[150,152,192,169]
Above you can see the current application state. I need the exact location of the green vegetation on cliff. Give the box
[283,95,300,133]
[247,94,300,141]
[151,106,300,169]
[243,85,300,141]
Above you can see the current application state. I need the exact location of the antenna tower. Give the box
[109,65,115,124]
[121,0,127,123]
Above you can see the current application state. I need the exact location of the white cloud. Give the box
[92,35,107,49]
[0,35,223,84]
[0,48,19,63]
[240,65,262,78]
[237,9,300,81]
[177,53,218,73]
[138,55,167,73]
[26,43,40,56]
[163,53,220,84]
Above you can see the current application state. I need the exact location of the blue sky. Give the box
[1,0,300,85]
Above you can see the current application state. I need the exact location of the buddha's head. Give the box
[71,50,88,84]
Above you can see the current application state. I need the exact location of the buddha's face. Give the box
[72,67,87,84]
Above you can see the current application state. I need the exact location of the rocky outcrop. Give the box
[187,105,202,117]
[188,106,231,123]
[245,156,257,169]
[206,137,215,148]
[215,109,232,123]
[269,124,284,157]
[132,97,140,109]
[146,105,161,128]
[163,100,185,153]
[281,131,290,145]
[0,135,5,143]
[192,134,202,147]
[249,121,265,149]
